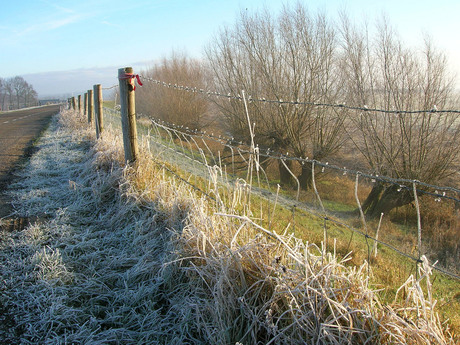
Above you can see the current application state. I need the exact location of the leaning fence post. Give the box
[118,67,139,164]
[87,89,94,124]
[93,84,103,138]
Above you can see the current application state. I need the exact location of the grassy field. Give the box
[151,139,460,338]
[107,106,460,337]
[2,108,456,343]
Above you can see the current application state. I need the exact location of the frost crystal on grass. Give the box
[0,109,454,344]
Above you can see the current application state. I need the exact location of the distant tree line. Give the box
[136,3,459,217]
[0,76,38,111]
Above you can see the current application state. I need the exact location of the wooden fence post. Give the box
[118,67,139,164]
[71,96,76,110]
[77,95,82,114]
[87,89,93,124]
[93,84,103,138]
[84,93,88,117]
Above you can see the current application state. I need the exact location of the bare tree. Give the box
[23,83,38,108]
[206,3,348,188]
[0,76,38,110]
[4,78,14,110]
[11,76,26,109]
[339,14,459,217]
[136,51,210,131]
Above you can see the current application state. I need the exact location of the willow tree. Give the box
[339,15,459,217]
[206,3,347,188]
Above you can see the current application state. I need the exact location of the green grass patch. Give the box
[103,100,115,108]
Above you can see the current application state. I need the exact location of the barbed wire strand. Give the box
[101,80,460,201]
[134,76,460,202]
[103,107,460,280]
[138,109,460,195]
[139,75,460,115]
[102,84,118,90]
[138,113,460,280]
[140,113,460,203]
[155,126,460,280]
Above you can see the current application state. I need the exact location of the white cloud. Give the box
[15,13,85,37]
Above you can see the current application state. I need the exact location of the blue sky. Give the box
[1,0,459,97]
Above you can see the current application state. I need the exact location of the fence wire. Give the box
[139,75,460,115]
[148,114,460,202]
[103,105,460,281]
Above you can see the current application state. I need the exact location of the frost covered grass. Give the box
[0,108,455,344]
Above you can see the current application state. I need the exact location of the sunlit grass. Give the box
[0,108,456,344]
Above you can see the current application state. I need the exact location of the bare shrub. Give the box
[136,51,210,131]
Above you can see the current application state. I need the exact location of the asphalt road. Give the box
[0,105,60,218]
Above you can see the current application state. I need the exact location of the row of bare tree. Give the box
[0,76,38,111]
[136,3,460,217]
